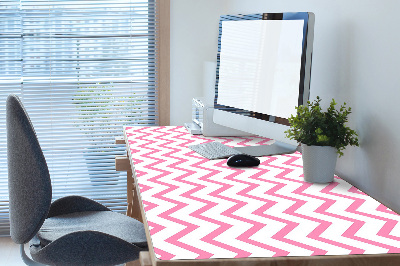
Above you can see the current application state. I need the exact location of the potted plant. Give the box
[285,96,359,183]
[72,84,136,186]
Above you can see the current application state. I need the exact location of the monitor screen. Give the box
[213,13,314,155]
[217,19,304,119]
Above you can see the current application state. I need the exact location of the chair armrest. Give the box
[47,196,110,218]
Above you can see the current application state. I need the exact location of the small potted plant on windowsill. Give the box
[285,96,359,183]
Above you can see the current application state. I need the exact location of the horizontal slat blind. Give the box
[0,0,22,236]
[0,0,158,236]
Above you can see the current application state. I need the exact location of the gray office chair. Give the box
[6,94,148,265]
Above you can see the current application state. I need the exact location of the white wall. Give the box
[170,0,227,125]
[170,0,400,212]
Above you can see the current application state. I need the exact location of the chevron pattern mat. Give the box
[125,126,400,260]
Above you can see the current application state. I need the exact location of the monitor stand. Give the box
[233,141,298,157]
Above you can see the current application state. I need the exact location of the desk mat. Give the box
[125,126,400,260]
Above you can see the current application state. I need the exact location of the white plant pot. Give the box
[301,144,338,183]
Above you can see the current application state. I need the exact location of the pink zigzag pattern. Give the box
[322,184,400,252]
[141,129,214,259]
[149,126,249,258]
[183,151,251,258]
[279,155,367,252]
[219,165,292,256]
[377,204,398,215]
[153,246,174,261]
[129,127,173,249]
[224,167,292,256]
[128,127,197,256]
[214,150,321,256]
[293,183,364,253]
[167,127,268,257]
[186,136,284,257]
[295,184,365,253]
[266,155,366,254]
[174,153,242,259]
[347,187,400,243]
[125,126,400,260]
[157,138,214,259]
[257,157,330,255]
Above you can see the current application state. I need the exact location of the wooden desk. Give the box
[118,126,400,266]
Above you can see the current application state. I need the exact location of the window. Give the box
[0,0,169,236]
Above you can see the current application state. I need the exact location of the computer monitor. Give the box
[213,12,315,156]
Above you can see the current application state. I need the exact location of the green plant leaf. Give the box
[285,97,359,157]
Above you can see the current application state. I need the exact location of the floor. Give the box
[0,236,140,266]
[0,237,26,266]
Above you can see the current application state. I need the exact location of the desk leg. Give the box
[115,155,143,222]
[124,173,147,266]
[126,169,134,217]
[124,260,140,266]
[139,252,152,266]
[124,252,151,266]
[128,169,143,223]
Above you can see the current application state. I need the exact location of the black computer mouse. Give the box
[227,154,260,167]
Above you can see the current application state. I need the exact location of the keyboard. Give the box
[188,141,243,160]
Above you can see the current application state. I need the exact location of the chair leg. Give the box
[20,244,46,266]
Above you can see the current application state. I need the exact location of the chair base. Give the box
[20,244,45,266]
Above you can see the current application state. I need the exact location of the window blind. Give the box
[0,0,159,236]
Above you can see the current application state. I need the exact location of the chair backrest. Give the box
[6,94,52,244]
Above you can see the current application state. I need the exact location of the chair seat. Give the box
[37,211,147,248]
[7,95,148,265]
